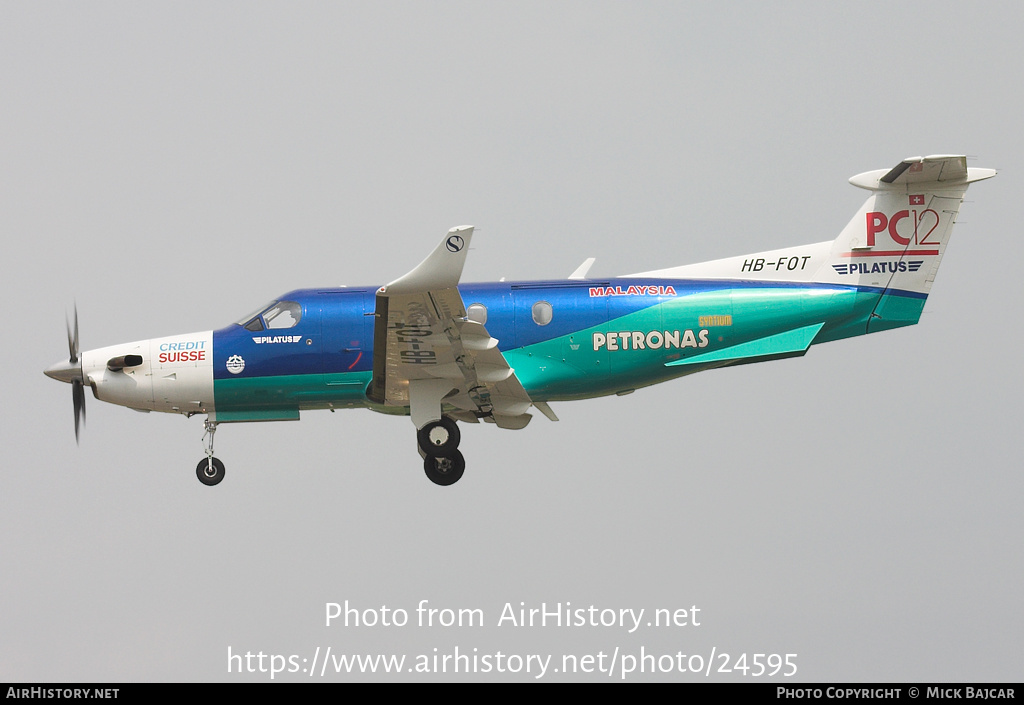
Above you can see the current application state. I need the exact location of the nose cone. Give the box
[44,358,83,384]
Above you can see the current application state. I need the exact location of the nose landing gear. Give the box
[196,456,225,486]
[196,419,225,486]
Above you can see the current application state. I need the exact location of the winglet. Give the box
[383,225,475,295]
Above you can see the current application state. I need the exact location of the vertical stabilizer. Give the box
[821,155,995,331]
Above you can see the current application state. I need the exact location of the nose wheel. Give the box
[196,418,225,486]
[196,457,225,486]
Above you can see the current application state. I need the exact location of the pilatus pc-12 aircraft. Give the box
[45,155,995,486]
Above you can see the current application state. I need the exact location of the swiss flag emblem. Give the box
[909,194,925,206]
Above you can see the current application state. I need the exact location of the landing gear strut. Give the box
[417,415,464,485]
[196,419,225,486]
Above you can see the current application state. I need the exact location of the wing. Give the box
[367,226,536,430]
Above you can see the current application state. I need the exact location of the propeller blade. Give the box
[67,305,80,364]
[73,379,85,444]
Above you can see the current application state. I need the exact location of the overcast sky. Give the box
[2,1,1020,682]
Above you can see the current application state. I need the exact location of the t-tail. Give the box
[632,154,996,333]
[826,155,997,332]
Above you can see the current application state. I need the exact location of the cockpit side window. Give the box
[263,301,302,329]
[235,300,301,331]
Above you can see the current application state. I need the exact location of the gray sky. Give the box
[2,1,1020,682]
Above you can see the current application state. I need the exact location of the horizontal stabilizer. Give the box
[849,155,996,191]
[665,323,824,368]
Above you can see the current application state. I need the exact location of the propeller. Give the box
[70,307,85,442]
[44,305,87,443]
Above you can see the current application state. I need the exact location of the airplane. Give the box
[45,154,996,486]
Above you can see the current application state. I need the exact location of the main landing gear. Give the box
[419,416,465,486]
[196,418,225,486]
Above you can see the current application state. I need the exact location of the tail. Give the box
[630,154,996,330]
[822,155,996,331]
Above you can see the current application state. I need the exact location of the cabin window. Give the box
[467,303,488,325]
[531,301,553,326]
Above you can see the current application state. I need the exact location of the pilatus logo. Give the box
[226,355,245,375]
[832,261,923,275]
[446,235,465,253]
[252,335,302,344]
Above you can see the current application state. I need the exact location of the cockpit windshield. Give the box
[236,302,276,327]
[236,301,303,332]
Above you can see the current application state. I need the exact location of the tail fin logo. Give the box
[833,261,923,276]
[865,209,941,249]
